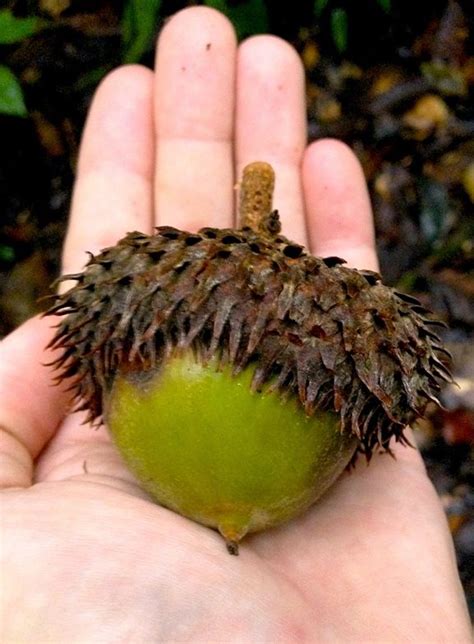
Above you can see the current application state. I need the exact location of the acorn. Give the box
[46,162,451,555]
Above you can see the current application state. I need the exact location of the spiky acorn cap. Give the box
[46,162,451,461]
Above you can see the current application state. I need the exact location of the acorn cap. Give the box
[46,162,452,461]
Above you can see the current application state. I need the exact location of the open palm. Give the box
[1,7,470,642]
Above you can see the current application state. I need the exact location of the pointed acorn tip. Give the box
[225,540,240,556]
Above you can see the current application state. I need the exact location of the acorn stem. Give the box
[225,540,240,556]
[239,162,279,238]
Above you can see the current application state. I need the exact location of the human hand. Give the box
[1,7,471,642]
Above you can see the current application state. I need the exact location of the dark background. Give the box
[1,0,473,617]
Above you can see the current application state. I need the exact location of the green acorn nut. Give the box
[46,162,451,555]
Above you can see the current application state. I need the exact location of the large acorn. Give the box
[46,162,451,555]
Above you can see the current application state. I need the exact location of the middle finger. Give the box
[154,7,237,231]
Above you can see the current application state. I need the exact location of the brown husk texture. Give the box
[46,217,452,460]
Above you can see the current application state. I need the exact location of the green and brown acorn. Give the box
[46,162,451,554]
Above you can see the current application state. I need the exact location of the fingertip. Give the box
[236,35,307,243]
[64,63,155,274]
[304,137,366,181]
[153,4,236,230]
[97,63,154,92]
[154,4,237,140]
[239,34,304,80]
[157,5,237,59]
[237,36,305,151]
[79,64,154,177]
[303,138,378,271]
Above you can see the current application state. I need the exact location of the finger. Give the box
[62,64,154,277]
[0,316,71,488]
[302,139,378,271]
[15,66,155,483]
[236,36,307,244]
[154,7,237,231]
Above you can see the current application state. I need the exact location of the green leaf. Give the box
[314,0,330,17]
[376,0,391,12]
[0,245,15,263]
[75,66,112,93]
[122,0,162,64]
[331,8,348,53]
[0,9,45,44]
[204,0,269,40]
[0,65,27,117]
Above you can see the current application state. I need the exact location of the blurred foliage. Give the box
[0,64,27,116]
[0,9,49,116]
[0,8,47,44]
[315,0,391,52]
[122,0,162,64]
[329,7,348,53]
[0,243,15,263]
[203,0,269,39]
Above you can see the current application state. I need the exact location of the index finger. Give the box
[62,65,154,276]
[0,66,156,489]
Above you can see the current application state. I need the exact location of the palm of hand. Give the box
[4,442,463,641]
[1,7,470,642]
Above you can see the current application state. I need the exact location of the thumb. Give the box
[0,315,71,488]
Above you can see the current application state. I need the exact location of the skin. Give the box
[0,7,471,642]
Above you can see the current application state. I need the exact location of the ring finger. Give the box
[235,36,307,244]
